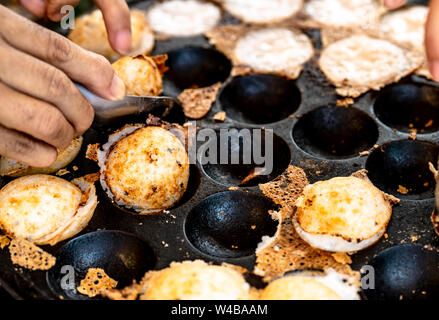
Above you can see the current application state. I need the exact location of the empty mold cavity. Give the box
[47,230,155,300]
[200,129,291,187]
[364,244,439,300]
[293,106,379,159]
[374,83,439,134]
[218,74,301,124]
[365,140,439,199]
[184,191,278,258]
[165,46,232,90]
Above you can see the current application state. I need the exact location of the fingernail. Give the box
[114,30,132,54]
[110,74,126,100]
[20,0,46,17]
[429,60,439,82]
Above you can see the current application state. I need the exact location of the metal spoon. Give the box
[76,84,177,125]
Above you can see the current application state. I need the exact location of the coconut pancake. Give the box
[146,0,221,37]
[260,269,360,300]
[233,27,313,79]
[304,0,383,28]
[0,137,83,177]
[0,174,97,246]
[98,125,189,214]
[379,6,430,79]
[112,55,166,96]
[107,260,252,300]
[222,0,303,24]
[68,9,154,61]
[319,35,422,97]
[294,176,394,252]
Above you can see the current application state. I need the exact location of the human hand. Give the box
[0,6,125,166]
[18,0,132,54]
[383,0,439,81]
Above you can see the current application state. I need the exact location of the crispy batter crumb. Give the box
[213,111,226,122]
[9,238,56,271]
[77,268,118,298]
[359,151,370,156]
[178,83,221,119]
[240,167,268,186]
[411,235,419,242]
[55,168,70,176]
[86,143,100,162]
[397,185,409,195]
[408,129,417,140]
[229,186,238,191]
[384,233,389,239]
[73,166,79,171]
[429,162,438,180]
[331,252,352,264]
[336,98,354,107]
[425,119,434,128]
[0,235,10,249]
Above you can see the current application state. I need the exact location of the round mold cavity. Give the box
[218,74,301,124]
[364,244,439,300]
[374,83,439,134]
[200,129,291,187]
[184,191,279,258]
[292,106,379,159]
[365,139,439,199]
[165,46,232,90]
[47,230,156,300]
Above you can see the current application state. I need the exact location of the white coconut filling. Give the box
[256,211,281,253]
[296,269,361,300]
[234,28,313,76]
[97,125,144,211]
[293,215,385,253]
[223,0,303,24]
[146,0,221,37]
[34,179,98,245]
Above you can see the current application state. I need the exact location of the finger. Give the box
[0,82,75,150]
[18,0,47,18]
[94,0,132,54]
[426,0,439,81]
[0,38,92,137]
[0,124,57,167]
[0,7,126,101]
[45,0,80,21]
[383,0,406,9]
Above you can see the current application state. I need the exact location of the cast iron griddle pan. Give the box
[1,0,439,300]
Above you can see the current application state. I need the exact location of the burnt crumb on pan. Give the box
[0,235,10,249]
[255,165,360,282]
[408,129,417,140]
[239,167,268,186]
[397,185,409,195]
[178,82,221,119]
[55,169,70,176]
[77,268,118,298]
[331,252,352,264]
[213,111,226,122]
[86,143,100,162]
[8,238,56,271]
[336,98,354,107]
